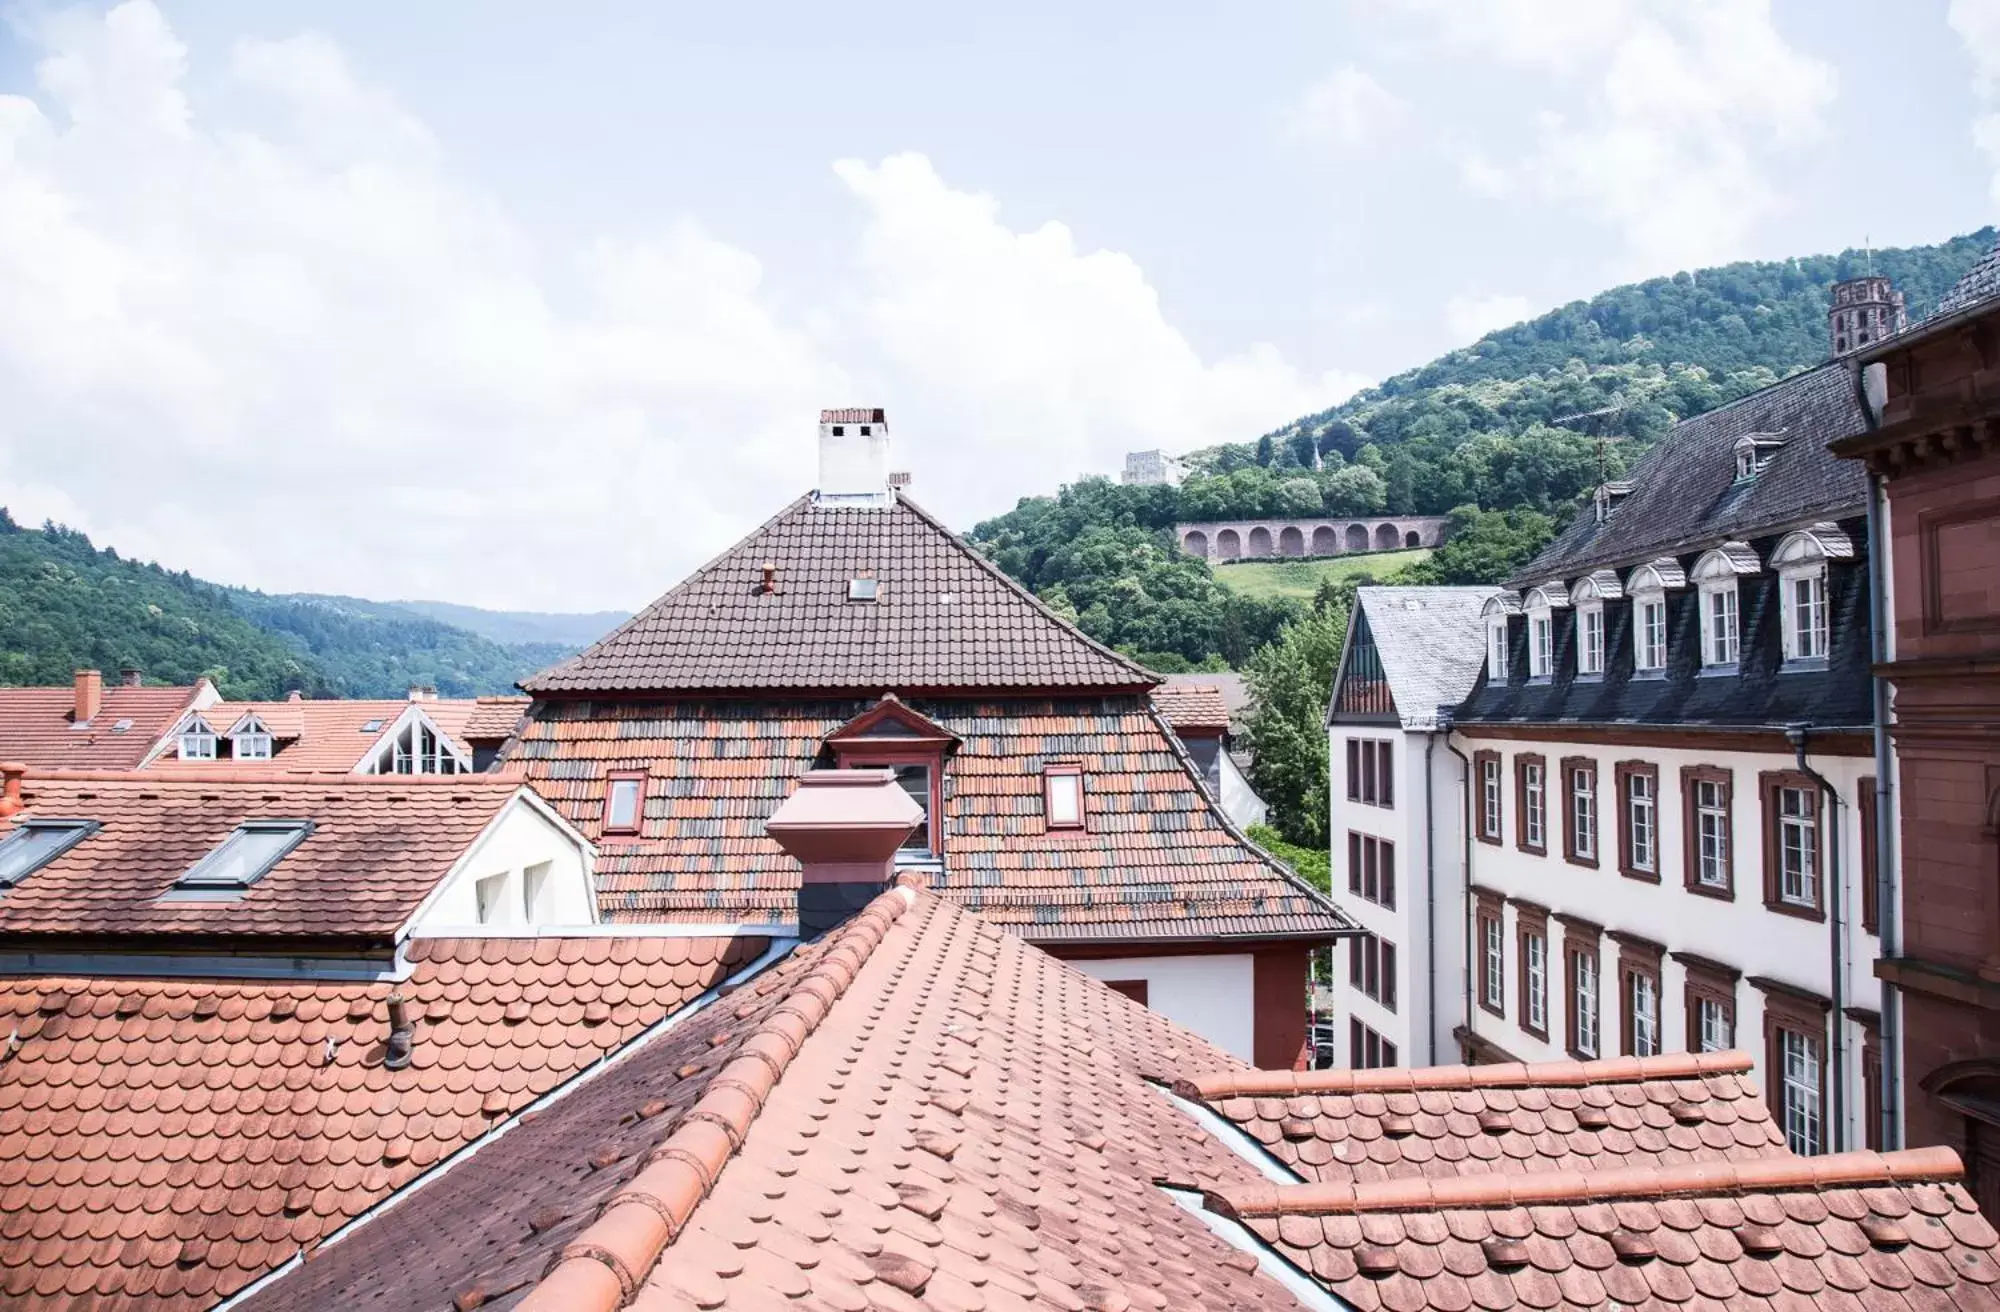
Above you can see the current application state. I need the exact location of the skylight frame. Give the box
[173,819,315,894]
[0,819,100,890]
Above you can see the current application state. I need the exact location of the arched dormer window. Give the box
[1481,593,1521,684]
[1691,544,1759,670]
[1567,571,1622,678]
[227,713,274,761]
[178,714,218,761]
[1623,558,1685,675]
[1770,523,1851,664]
[1733,432,1787,483]
[1522,583,1568,680]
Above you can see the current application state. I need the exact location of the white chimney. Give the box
[815,408,894,507]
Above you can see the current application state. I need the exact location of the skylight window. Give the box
[0,820,99,890]
[174,820,313,893]
[848,577,880,602]
[111,718,134,735]
[360,719,385,733]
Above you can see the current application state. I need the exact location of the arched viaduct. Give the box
[1177,516,1450,562]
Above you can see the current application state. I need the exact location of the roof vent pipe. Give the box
[0,763,25,819]
[760,562,779,595]
[384,993,415,1070]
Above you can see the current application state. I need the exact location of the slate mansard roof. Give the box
[1517,361,1868,586]
[509,695,1348,944]
[1332,587,1501,730]
[523,492,1155,695]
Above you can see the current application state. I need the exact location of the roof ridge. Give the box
[14,768,522,787]
[1204,1145,1965,1220]
[1176,1049,1754,1100]
[895,493,1158,687]
[515,885,918,1312]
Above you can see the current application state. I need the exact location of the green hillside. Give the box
[1213,550,1431,603]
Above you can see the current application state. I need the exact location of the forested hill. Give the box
[0,509,593,699]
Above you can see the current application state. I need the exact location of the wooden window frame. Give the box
[1760,770,1825,921]
[1561,756,1599,869]
[1515,753,1547,855]
[1347,738,1394,808]
[1680,765,1735,901]
[1346,832,1396,910]
[1349,1017,1400,1070]
[1614,760,1660,883]
[1675,952,1740,1054]
[1755,978,1830,1156]
[1562,917,1603,1061]
[601,770,648,837]
[1475,750,1503,845]
[1514,899,1550,1041]
[1474,887,1506,1018]
[1612,932,1664,1058]
[1042,763,1086,832]
[1859,1011,1883,1152]
[1859,777,1879,936]
[830,738,951,856]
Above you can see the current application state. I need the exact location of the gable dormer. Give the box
[176,714,218,761]
[226,713,275,761]
[356,705,470,776]
[819,696,960,862]
[1733,432,1788,483]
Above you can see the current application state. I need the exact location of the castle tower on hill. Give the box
[1829,274,1906,356]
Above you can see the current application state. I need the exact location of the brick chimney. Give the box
[72,670,102,726]
[118,666,142,687]
[765,769,922,936]
[815,408,894,507]
[0,763,24,818]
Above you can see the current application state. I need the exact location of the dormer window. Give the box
[1732,433,1786,483]
[1567,571,1619,679]
[173,820,313,894]
[0,819,98,890]
[1771,525,1850,665]
[229,715,273,761]
[1522,585,1567,682]
[602,772,646,835]
[1624,559,1684,675]
[1480,593,1519,685]
[359,710,469,775]
[1692,546,1758,671]
[178,716,217,760]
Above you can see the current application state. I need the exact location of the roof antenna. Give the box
[1865,234,1873,277]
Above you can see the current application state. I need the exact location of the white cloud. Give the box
[0,2,1360,611]
[1397,0,1837,271]
[1289,66,1405,148]
[1458,154,1512,199]
[1444,293,1536,344]
[1950,0,2000,206]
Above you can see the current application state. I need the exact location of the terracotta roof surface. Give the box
[522,494,1155,693]
[154,697,484,772]
[0,774,521,943]
[0,683,201,770]
[1211,1146,2000,1311]
[1182,1052,1788,1185]
[242,888,1309,1312]
[508,695,1347,943]
[463,696,532,741]
[0,934,765,1311]
[1152,682,1232,733]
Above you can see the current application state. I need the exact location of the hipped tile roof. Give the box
[0,934,763,1310]
[462,695,532,741]
[242,888,1303,1312]
[1152,682,1233,734]
[0,773,523,944]
[507,695,1347,943]
[0,683,203,770]
[153,697,487,773]
[522,494,1155,694]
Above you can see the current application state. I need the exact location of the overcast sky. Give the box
[0,0,1993,611]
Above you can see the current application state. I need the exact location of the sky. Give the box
[0,0,1994,612]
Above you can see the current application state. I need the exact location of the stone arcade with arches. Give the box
[1177,515,1449,561]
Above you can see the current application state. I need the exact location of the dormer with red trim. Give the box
[820,695,958,866]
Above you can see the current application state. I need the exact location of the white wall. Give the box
[1070,953,1257,1061]
[1218,752,1268,829]
[1456,733,1881,1151]
[412,796,597,930]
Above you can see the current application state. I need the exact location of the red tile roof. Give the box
[0,773,524,944]
[509,695,1346,943]
[462,695,531,741]
[0,683,204,770]
[238,888,1301,1312]
[1180,1052,1788,1185]
[1152,681,1233,734]
[1211,1147,2000,1310]
[522,494,1155,694]
[0,934,765,1310]
[152,697,487,773]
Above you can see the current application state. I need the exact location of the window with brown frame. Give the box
[1756,979,1829,1155]
[1561,757,1599,868]
[1859,777,1879,936]
[1515,753,1547,854]
[601,770,648,836]
[1562,918,1602,1061]
[1349,1018,1399,1069]
[1474,750,1503,844]
[1680,765,1734,899]
[1676,952,1739,1054]
[1475,888,1506,1017]
[1614,761,1660,883]
[1613,933,1664,1058]
[1349,932,1397,1011]
[1346,738,1395,808]
[1514,900,1549,1040]
[1760,770,1824,920]
[1346,832,1396,909]
[1043,764,1085,832]
[1858,1011,1883,1152]
[1104,980,1149,1005]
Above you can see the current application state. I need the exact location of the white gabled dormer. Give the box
[403,788,600,933]
[177,714,218,761]
[356,703,471,776]
[226,713,275,761]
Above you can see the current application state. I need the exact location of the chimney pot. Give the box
[765,768,923,937]
[0,763,25,819]
[407,685,436,702]
[287,690,304,702]
[384,992,415,1070]
[118,666,142,687]
[760,562,778,595]
[72,670,102,726]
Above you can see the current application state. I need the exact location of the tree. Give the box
[1286,428,1319,468]
[1275,476,1323,515]
[1321,465,1387,515]
[1244,600,1348,847]
[1255,434,1276,466]
[1398,505,1556,585]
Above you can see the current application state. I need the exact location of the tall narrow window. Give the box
[1487,619,1508,683]
[1682,959,1738,1054]
[1773,529,1841,664]
[1477,753,1502,842]
[1617,762,1658,881]
[602,773,645,836]
[1762,772,1822,916]
[1788,570,1829,660]
[1698,997,1733,1051]
[1346,833,1396,909]
[1635,596,1668,671]
[1562,759,1597,867]
[1625,966,1660,1057]
[1683,767,1734,896]
[1478,903,1505,1015]
[1780,1029,1824,1155]
[1044,765,1084,830]
[1578,605,1605,676]
[1521,925,1548,1038]
[522,861,553,921]
[1518,758,1546,853]
[1347,740,1393,807]
[1700,583,1740,667]
[1860,779,1880,935]
[1571,949,1598,1059]
[1528,612,1553,678]
[475,871,508,925]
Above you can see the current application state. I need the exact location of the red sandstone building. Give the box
[1838,240,2000,1211]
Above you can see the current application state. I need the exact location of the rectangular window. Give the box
[1487,620,1508,682]
[1351,932,1397,1010]
[1683,767,1734,896]
[180,728,217,760]
[1347,739,1393,807]
[896,763,935,851]
[522,861,553,921]
[1701,584,1740,666]
[1579,606,1605,676]
[1698,997,1733,1051]
[1788,569,1829,660]
[1780,1028,1824,1155]
[1044,765,1084,830]
[1762,772,1822,916]
[1635,597,1668,671]
[1627,970,1659,1057]
[1481,914,1504,1013]
[1523,929,1548,1036]
[1349,1018,1398,1070]
[232,732,273,761]
[1683,962,1738,1053]
[1479,755,1503,842]
[1346,833,1396,909]
[475,871,508,925]
[1562,758,1597,867]
[1860,778,1879,936]
[602,773,646,836]
[1529,614,1553,678]
[0,819,98,889]
[1616,762,1658,881]
[1571,948,1598,1059]
[1517,756,1546,853]
[175,820,314,892]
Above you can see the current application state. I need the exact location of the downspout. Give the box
[1424,732,1439,1066]
[1866,467,1902,1149]
[1787,724,1846,1152]
[1442,714,1475,1063]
